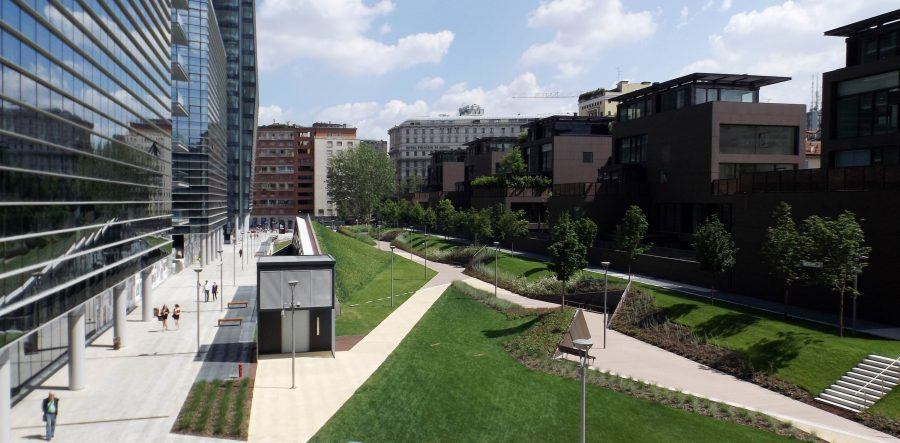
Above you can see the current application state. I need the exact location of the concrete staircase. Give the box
[816,354,899,413]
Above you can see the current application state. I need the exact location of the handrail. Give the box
[856,354,900,406]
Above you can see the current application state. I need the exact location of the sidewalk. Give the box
[11,241,258,442]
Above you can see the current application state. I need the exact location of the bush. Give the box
[338,226,377,246]
[505,308,574,360]
[468,259,618,300]
[391,234,481,265]
[379,229,404,241]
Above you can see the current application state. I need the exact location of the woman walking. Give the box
[173,304,182,329]
[160,304,170,330]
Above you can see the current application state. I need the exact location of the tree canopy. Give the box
[327,147,395,222]
[614,205,650,277]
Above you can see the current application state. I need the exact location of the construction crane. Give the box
[511,91,579,99]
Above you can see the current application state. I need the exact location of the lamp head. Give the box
[601,261,610,268]
[390,245,396,250]
[194,268,203,273]
[573,338,593,351]
[493,242,499,247]
[287,280,299,288]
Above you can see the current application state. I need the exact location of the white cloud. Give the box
[415,76,445,90]
[257,0,454,75]
[379,23,391,35]
[719,0,732,11]
[314,73,575,140]
[521,0,657,77]
[258,105,301,125]
[701,0,715,11]
[554,62,585,80]
[681,0,897,104]
[677,6,690,29]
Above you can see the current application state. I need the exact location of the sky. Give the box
[255,0,897,141]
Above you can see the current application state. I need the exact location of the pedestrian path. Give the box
[10,242,258,443]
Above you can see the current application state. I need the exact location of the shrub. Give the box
[505,308,575,360]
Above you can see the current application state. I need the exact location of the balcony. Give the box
[172,0,189,10]
[171,53,188,82]
[171,13,188,46]
[172,92,188,117]
[172,131,188,153]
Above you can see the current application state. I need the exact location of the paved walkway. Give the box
[10,239,259,442]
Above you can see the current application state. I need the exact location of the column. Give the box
[113,284,126,348]
[0,348,9,443]
[141,268,153,322]
[200,234,208,266]
[68,306,85,390]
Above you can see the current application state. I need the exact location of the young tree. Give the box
[802,211,869,336]
[434,199,456,236]
[423,207,437,233]
[548,216,588,309]
[408,203,425,228]
[761,202,806,316]
[326,147,395,222]
[494,207,529,251]
[693,214,737,305]
[376,200,400,227]
[573,217,598,250]
[496,149,527,177]
[461,208,493,244]
[614,205,650,280]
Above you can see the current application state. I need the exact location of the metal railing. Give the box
[856,354,900,407]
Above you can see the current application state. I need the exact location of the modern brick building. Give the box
[251,124,314,230]
[520,115,614,185]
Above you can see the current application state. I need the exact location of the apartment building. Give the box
[313,123,359,217]
[578,81,652,117]
[251,124,314,230]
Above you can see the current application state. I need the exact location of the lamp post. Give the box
[232,239,236,286]
[601,261,610,349]
[193,268,202,353]
[408,225,414,261]
[217,249,224,311]
[493,242,500,298]
[390,245,396,308]
[287,280,298,389]
[423,224,428,280]
[573,338,594,443]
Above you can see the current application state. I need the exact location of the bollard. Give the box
[238,362,244,379]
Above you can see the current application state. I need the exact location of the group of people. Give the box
[200,280,219,302]
[155,304,181,330]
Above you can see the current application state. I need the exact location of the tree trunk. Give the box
[710,282,716,306]
[839,288,845,337]
[783,285,790,317]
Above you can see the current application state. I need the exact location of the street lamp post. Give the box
[423,224,428,280]
[287,280,299,389]
[601,261,610,349]
[493,242,500,298]
[193,268,203,353]
[217,249,224,312]
[232,239,236,286]
[390,246,396,308]
[573,338,594,443]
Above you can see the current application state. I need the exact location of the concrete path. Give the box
[10,240,259,443]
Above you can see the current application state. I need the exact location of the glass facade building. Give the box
[213,0,258,236]
[171,0,228,263]
[0,0,172,399]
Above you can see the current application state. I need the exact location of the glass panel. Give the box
[837,71,899,97]
[720,125,796,155]
[836,95,860,138]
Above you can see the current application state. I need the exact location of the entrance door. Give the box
[308,308,332,351]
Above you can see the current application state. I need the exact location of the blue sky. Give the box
[256,0,896,140]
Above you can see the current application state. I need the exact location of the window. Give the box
[719,125,797,155]
[835,71,899,138]
[540,144,553,173]
[582,152,593,163]
[615,135,648,164]
[719,163,795,179]
[720,89,754,103]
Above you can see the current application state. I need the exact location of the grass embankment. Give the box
[272,239,291,253]
[313,286,798,442]
[396,232,467,254]
[173,378,253,439]
[478,252,900,419]
[314,222,436,336]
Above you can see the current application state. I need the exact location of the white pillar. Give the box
[68,307,85,390]
[0,348,10,443]
[113,285,126,348]
[141,268,153,322]
[200,234,208,266]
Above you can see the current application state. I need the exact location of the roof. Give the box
[612,73,791,103]
[257,255,335,267]
[463,136,520,147]
[824,9,900,37]
[523,114,615,126]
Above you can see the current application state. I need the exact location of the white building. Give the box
[312,123,359,217]
[387,109,535,186]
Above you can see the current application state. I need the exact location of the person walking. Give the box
[160,304,170,330]
[203,280,211,302]
[212,282,219,301]
[173,304,182,329]
[42,392,59,440]
[239,248,243,259]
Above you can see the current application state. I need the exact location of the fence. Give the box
[712,165,900,195]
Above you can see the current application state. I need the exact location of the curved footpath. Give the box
[248,239,896,443]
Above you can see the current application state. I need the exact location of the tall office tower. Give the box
[171,0,229,265]
[0,0,173,423]
[213,0,258,238]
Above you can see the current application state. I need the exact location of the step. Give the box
[859,362,900,377]
[817,393,866,412]
[852,367,899,383]
[836,380,891,396]
[863,357,900,370]
[844,371,897,387]
[823,388,875,407]
[867,354,900,366]
[816,395,865,413]
[827,384,882,402]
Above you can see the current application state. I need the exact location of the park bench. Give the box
[227,300,248,309]
[218,317,242,326]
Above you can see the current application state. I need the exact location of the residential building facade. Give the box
[171,0,229,266]
[360,139,388,155]
[521,116,614,184]
[0,0,173,422]
[578,81,652,117]
[312,123,358,217]
[388,111,534,187]
[464,137,519,182]
[213,0,259,238]
[251,124,313,230]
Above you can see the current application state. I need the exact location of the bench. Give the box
[218,317,242,326]
[227,301,248,309]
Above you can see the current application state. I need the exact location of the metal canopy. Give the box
[612,73,791,102]
[824,9,900,37]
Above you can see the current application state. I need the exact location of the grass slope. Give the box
[312,287,794,443]
[314,223,436,336]
[399,232,466,253]
[475,251,900,418]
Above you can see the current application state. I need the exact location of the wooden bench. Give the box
[218,317,242,326]
[227,301,248,309]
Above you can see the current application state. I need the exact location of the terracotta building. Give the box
[251,124,314,230]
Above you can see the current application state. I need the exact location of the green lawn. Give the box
[472,249,900,418]
[313,286,795,442]
[315,223,436,336]
[400,232,466,253]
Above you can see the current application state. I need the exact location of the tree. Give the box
[434,199,456,236]
[614,205,650,279]
[407,203,425,228]
[423,207,437,232]
[376,199,400,227]
[326,147,395,222]
[802,211,869,336]
[548,216,587,309]
[461,208,493,244]
[400,176,423,195]
[496,149,526,177]
[494,206,529,251]
[761,202,806,316]
[573,217,597,250]
[693,214,737,305]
